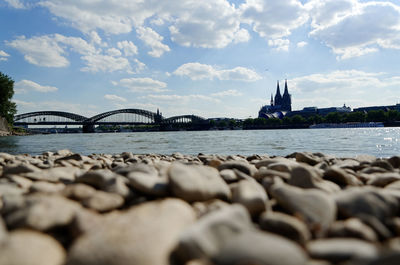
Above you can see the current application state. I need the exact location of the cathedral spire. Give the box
[270,93,274,106]
[282,79,292,111]
[284,79,288,94]
[274,80,283,106]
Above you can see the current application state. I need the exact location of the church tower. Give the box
[270,93,274,106]
[274,81,283,106]
[282,79,292,111]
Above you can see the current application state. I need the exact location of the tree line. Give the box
[0,72,16,126]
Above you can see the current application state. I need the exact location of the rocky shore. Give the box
[1,150,400,264]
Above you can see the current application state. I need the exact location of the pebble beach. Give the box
[1,150,400,265]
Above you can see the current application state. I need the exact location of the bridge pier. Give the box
[82,123,95,133]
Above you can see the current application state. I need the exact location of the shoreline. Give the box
[1,150,400,264]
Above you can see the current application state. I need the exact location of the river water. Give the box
[1,128,400,158]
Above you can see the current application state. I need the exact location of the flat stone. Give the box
[334,187,398,223]
[218,161,257,176]
[367,172,400,187]
[30,181,65,193]
[213,231,308,265]
[323,166,362,186]
[288,165,340,193]
[295,152,321,166]
[76,169,117,189]
[61,183,97,201]
[3,163,40,176]
[112,163,158,177]
[270,183,337,235]
[55,153,84,163]
[168,163,231,202]
[371,159,394,171]
[127,171,169,196]
[253,168,291,181]
[67,199,196,265]
[231,179,269,217]
[219,169,239,183]
[259,211,311,245]
[192,199,230,218]
[5,194,80,231]
[307,238,379,263]
[327,218,377,242]
[388,156,400,168]
[7,175,33,190]
[0,217,6,242]
[0,183,25,196]
[83,191,124,212]
[0,230,66,265]
[254,157,292,169]
[24,167,79,182]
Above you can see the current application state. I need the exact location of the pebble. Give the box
[168,163,231,202]
[82,190,124,212]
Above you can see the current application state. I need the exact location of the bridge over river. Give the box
[14,109,207,132]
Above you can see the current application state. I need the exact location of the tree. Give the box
[0,72,17,125]
[367,110,386,122]
[290,115,306,124]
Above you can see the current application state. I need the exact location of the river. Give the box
[1,128,400,158]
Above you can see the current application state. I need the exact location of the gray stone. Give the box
[61,183,97,201]
[7,175,33,190]
[0,183,25,196]
[295,152,321,166]
[270,183,337,235]
[259,211,311,245]
[388,156,400,168]
[253,168,291,181]
[0,230,66,265]
[231,179,269,217]
[76,169,116,189]
[0,217,6,242]
[55,153,84,163]
[371,159,394,171]
[30,181,65,193]
[5,194,80,231]
[327,218,377,242]
[3,163,40,176]
[334,187,398,223]
[55,149,72,156]
[127,171,169,196]
[192,199,230,218]
[83,191,124,212]
[385,180,400,190]
[24,167,79,182]
[113,163,158,176]
[219,169,239,183]
[168,163,231,202]
[289,165,340,193]
[218,160,257,176]
[213,231,308,265]
[367,172,400,187]
[307,238,379,263]
[67,199,196,265]
[323,166,362,186]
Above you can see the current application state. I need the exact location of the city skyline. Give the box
[1,0,400,118]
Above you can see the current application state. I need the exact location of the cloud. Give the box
[117,41,138,56]
[297,41,308,48]
[81,54,132,73]
[106,48,122,57]
[7,34,97,67]
[173,63,261,81]
[240,0,308,40]
[112,77,168,93]
[307,0,400,59]
[290,70,400,108]
[104,94,127,102]
[145,94,221,104]
[136,26,170,57]
[14,80,58,94]
[0,50,10,61]
[14,99,98,116]
[268,39,290,51]
[4,0,26,9]
[211,89,243,97]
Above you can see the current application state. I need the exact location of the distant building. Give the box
[353,104,400,113]
[258,80,292,119]
[287,104,351,118]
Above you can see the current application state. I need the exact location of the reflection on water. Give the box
[0,128,399,157]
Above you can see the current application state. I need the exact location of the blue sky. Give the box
[1,0,400,119]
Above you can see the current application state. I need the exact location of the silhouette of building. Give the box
[258,80,292,119]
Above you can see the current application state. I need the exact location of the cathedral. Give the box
[258,80,292,119]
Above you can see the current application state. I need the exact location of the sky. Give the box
[1,0,400,119]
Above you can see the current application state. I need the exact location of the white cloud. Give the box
[4,0,26,9]
[81,54,132,73]
[211,89,243,97]
[117,41,138,56]
[7,34,97,67]
[297,41,307,48]
[268,38,290,51]
[14,80,58,94]
[112,77,168,93]
[136,26,170,57]
[145,94,221,104]
[290,70,400,108]
[104,94,127,102]
[0,50,10,61]
[240,0,308,40]
[173,63,261,81]
[307,0,400,59]
[106,48,122,57]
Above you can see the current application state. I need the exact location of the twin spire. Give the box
[270,79,292,111]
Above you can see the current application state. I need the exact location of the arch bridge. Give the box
[14,109,206,132]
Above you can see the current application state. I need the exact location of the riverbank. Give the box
[1,151,400,264]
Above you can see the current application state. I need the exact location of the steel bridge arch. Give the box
[163,115,206,124]
[14,111,88,122]
[87,109,163,123]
